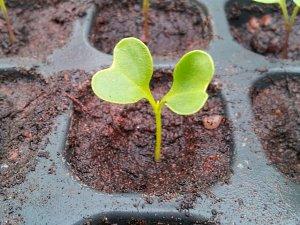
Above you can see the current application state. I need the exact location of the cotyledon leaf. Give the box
[91,37,153,104]
[163,50,215,115]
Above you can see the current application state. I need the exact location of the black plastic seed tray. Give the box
[0,0,299,224]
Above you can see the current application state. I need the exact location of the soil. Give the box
[226,2,300,60]
[0,70,70,188]
[252,75,300,182]
[90,0,212,58]
[82,217,218,225]
[0,70,91,225]
[0,0,90,60]
[66,69,233,200]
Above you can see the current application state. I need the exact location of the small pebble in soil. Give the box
[248,17,260,33]
[203,115,224,130]
[261,15,272,27]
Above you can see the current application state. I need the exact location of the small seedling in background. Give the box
[0,0,16,44]
[141,0,150,43]
[92,37,214,162]
[253,0,300,59]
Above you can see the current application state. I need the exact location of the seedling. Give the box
[253,0,300,59]
[0,0,16,44]
[141,0,150,43]
[92,37,214,162]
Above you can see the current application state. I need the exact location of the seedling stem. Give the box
[152,101,164,162]
[254,0,300,59]
[291,5,299,25]
[92,38,214,162]
[142,0,150,43]
[279,0,291,59]
[0,0,16,44]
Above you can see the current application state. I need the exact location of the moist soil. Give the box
[227,2,300,61]
[252,75,300,182]
[90,0,212,58]
[0,70,68,188]
[66,69,233,200]
[0,0,90,60]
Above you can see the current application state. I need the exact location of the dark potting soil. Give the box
[66,69,233,200]
[90,0,212,58]
[0,70,69,188]
[252,75,300,182]
[82,217,218,225]
[226,2,300,61]
[0,0,90,60]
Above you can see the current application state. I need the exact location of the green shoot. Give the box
[253,0,300,59]
[91,37,214,162]
[0,0,16,44]
[141,0,150,43]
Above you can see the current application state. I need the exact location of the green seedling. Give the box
[91,37,214,162]
[253,0,300,59]
[0,0,16,44]
[141,0,150,43]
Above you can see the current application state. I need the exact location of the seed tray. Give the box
[0,0,299,224]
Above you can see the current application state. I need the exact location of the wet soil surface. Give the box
[0,0,90,60]
[252,75,300,182]
[90,0,212,58]
[226,2,300,60]
[66,69,233,201]
[0,70,71,188]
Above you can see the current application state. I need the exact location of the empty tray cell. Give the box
[65,69,234,199]
[89,0,212,58]
[251,74,300,181]
[225,0,300,60]
[0,0,88,60]
[0,70,60,188]
[75,212,218,225]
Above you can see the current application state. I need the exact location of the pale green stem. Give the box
[279,0,290,25]
[0,0,16,44]
[154,102,162,162]
[147,95,165,162]
[290,6,299,26]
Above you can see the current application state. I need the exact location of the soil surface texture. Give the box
[227,2,300,60]
[66,69,233,200]
[0,70,90,224]
[252,75,300,182]
[90,0,212,58]
[0,0,90,60]
[82,217,218,225]
[0,70,68,188]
